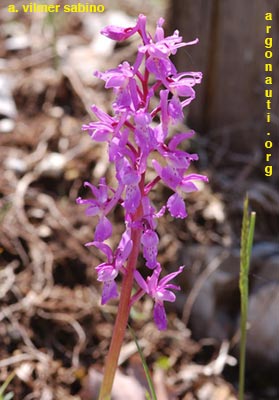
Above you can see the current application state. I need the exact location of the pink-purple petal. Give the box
[92,242,113,262]
[124,184,141,214]
[168,131,195,151]
[134,270,149,293]
[154,302,167,330]
[101,280,118,305]
[156,289,176,302]
[95,216,112,242]
[159,266,184,286]
[167,193,187,218]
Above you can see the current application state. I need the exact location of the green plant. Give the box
[239,196,256,400]
[0,372,15,400]
[129,325,157,400]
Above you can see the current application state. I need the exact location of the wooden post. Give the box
[168,0,278,152]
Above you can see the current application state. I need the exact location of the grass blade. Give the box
[128,325,157,400]
[0,372,15,400]
[239,196,256,400]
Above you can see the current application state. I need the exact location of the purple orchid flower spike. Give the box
[76,14,208,397]
[134,264,184,330]
[78,13,207,339]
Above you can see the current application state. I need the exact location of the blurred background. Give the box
[0,1,278,399]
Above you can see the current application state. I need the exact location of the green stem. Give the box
[239,196,256,400]
[98,180,144,400]
[128,325,157,400]
[0,372,15,397]
[239,296,248,400]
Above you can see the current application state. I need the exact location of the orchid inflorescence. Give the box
[77,14,208,331]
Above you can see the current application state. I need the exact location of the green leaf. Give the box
[128,325,157,400]
[238,195,256,400]
[0,372,15,400]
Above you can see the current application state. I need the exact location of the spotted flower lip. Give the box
[167,192,187,219]
[78,14,207,330]
[141,229,159,269]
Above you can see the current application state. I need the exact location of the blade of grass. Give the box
[239,196,256,400]
[0,372,15,400]
[128,325,157,400]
